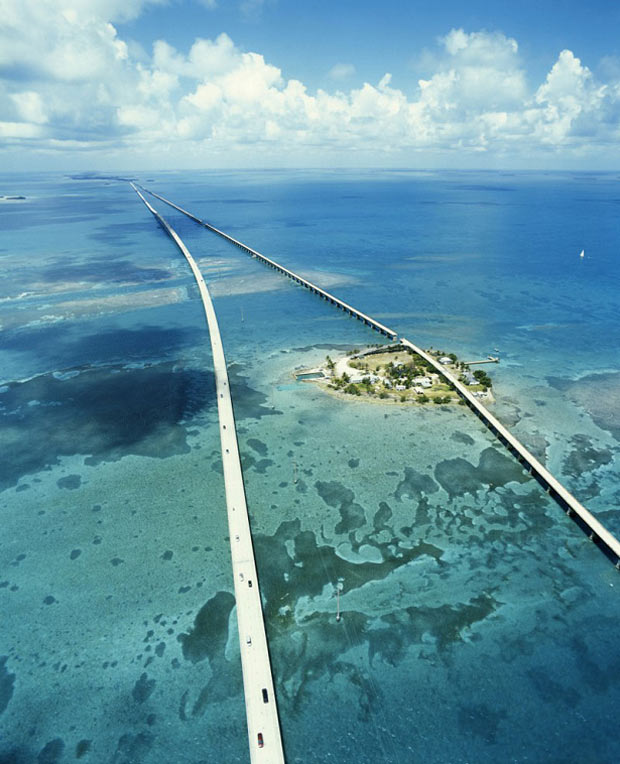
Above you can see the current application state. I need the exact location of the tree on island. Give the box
[473,369,492,388]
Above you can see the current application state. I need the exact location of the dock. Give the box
[131,184,286,764]
[464,356,500,365]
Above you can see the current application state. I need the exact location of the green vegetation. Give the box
[473,369,493,389]
[317,344,494,406]
[360,377,374,394]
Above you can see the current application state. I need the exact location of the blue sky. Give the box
[118,0,620,91]
[2,0,620,170]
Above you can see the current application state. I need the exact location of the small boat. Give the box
[579,249,585,258]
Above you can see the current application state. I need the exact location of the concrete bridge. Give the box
[131,184,286,764]
[399,338,620,566]
[137,185,397,340]
[138,184,620,569]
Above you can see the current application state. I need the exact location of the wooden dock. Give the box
[464,357,500,365]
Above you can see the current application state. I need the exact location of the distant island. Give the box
[296,344,495,405]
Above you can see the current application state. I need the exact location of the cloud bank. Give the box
[1,1,619,168]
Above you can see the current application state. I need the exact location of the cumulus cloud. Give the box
[532,50,608,144]
[0,4,619,167]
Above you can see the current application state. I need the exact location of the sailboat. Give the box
[579,249,585,258]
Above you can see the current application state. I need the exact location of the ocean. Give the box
[1,169,619,763]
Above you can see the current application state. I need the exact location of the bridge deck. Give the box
[140,185,397,340]
[137,184,620,568]
[131,184,286,764]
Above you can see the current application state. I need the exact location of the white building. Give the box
[413,377,432,388]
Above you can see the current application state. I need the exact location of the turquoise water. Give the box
[1,170,619,762]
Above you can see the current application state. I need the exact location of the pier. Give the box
[464,357,500,365]
[137,184,620,568]
[138,185,397,340]
[131,184,286,764]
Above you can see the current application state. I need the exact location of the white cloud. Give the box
[240,0,267,20]
[0,121,46,138]
[529,50,610,146]
[183,82,222,112]
[422,29,528,114]
[328,63,356,80]
[1,2,132,84]
[10,91,48,124]
[1,6,619,168]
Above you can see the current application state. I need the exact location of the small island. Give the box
[296,344,495,405]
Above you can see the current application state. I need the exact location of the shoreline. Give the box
[294,344,496,407]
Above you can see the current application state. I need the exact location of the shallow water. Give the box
[1,170,619,762]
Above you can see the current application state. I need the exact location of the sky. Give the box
[1,0,620,171]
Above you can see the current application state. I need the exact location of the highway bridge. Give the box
[132,183,286,764]
[399,338,620,566]
[140,184,620,569]
[137,185,397,340]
